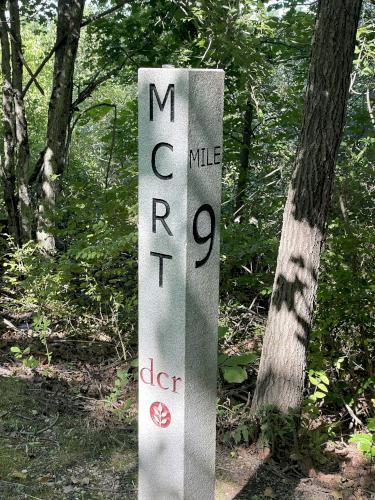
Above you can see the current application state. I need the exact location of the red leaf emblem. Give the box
[150,402,171,428]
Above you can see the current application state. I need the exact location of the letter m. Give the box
[149,83,174,122]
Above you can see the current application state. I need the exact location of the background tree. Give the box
[251,0,363,416]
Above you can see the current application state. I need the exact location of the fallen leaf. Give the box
[12,470,27,480]
[330,491,343,499]
[259,447,271,460]
[39,475,52,483]
[264,487,276,498]
[81,477,90,485]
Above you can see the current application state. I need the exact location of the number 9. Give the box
[193,204,215,268]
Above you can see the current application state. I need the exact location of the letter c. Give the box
[152,142,173,180]
[157,372,169,390]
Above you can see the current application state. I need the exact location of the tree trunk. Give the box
[235,98,253,219]
[9,0,32,241]
[36,0,85,251]
[251,0,363,415]
[0,0,20,244]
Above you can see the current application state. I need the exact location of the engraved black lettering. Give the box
[200,148,206,167]
[152,198,173,236]
[193,204,215,268]
[150,251,173,287]
[189,149,200,168]
[206,148,213,166]
[149,83,175,122]
[152,142,173,180]
[214,146,221,165]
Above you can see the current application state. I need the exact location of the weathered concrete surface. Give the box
[138,67,224,500]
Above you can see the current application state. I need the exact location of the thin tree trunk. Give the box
[36,0,85,252]
[9,0,32,241]
[235,98,253,219]
[251,0,363,415]
[0,0,20,244]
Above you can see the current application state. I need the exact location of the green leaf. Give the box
[366,418,375,431]
[318,372,329,385]
[218,354,229,366]
[86,102,113,121]
[314,391,326,399]
[218,326,228,339]
[10,346,21,353]
[242,426,249,443]
[222,365,247,383]
[308,375,319,386]
[221,352,258,367]
[359,443,371,453]
[23,356,38,369]
[349,433,372,446]
[233,428,242,444]
[334,357,345,370]
[122,399,132,411]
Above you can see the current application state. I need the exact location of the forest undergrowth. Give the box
[0,308,374,499]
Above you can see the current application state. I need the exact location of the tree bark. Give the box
[36,0,85,251]
[251,0,363,415]
[0,0,20,244]
[235,98,253,219]
[9,0,32,241]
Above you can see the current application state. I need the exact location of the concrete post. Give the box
[138,67,224,500]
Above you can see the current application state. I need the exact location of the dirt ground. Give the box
[0,330,374,500]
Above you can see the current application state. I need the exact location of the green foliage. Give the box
[349,418,375,460]
[349,433,375,459]
[258,406,299,453]
[33,314,52,365]
[105,361,138,421]
[230,424,250,446]
[217,399,254,446]
[307,369,329,403]
[106,368,130,403]
[10,346,39,369]
[219,352,258,384]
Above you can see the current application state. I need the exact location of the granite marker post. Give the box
[138,67,224,500]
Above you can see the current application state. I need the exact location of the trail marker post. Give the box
[138,67,224,500]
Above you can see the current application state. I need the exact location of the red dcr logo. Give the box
[150,402,171,428]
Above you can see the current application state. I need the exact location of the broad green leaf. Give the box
[222,366,247,384]
[308,374,319,386]
[242,426,249,442]
[218,354,229,366]
[314,391,326,399]
[349,433,372,445]
[318,373,329,385]
[218,326,228,339]
[221,353,258,367]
